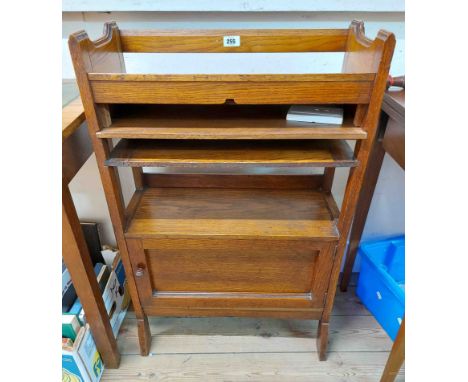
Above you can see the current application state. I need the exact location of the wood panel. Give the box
[69,22,153,349]
[146,291,317,310]
[119,29,349,53]
[142,174,324,190]
[144,239,321,293]
[133,239,335,314]
[62,121,93,184]
[105,139,357,168]
[342,21,383,74]
[321,21,395,330]
[125,286,371,319]
[62,97,85,140]
[98,125,367,140]
[90,79,373,105]
[89,73,375,82]
[125,188,339,241]
[382,89,405,125]
[142,306,323,320]
[382,118,405,169]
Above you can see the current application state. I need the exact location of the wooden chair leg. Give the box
[380,318,405,382]
[63,184,121,368]
[316,320,329,361]
[137,315,151,356]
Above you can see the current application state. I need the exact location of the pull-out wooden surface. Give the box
[97,104,366,140]
[125,187,339,241]
[99,125,366,140]
[105,139,357,168]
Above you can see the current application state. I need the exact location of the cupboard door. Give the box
[128,238,336,312]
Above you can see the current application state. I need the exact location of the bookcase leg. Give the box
[316,320,329,361]
[340,135,386,292]
[137,315,151,356]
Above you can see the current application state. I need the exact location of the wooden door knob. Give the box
[135,264,146,277]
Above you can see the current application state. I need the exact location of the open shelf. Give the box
[105,139,357,169]
[125,187,339,241]
[96,104,367,140]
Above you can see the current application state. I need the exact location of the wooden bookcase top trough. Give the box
[96,105,368,140]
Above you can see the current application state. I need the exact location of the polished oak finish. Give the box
[98,126,367,140]
[142,173,326,190]
[119,29,350,53]
[105,139,357,169]
[96,104,367,140]
[69,20,395,361]
[380,317,405,382]
[89,74,374,105]
[125,187,339,241]
[340,89,405,291]
[382,90,405,168]
[62,93,120,368]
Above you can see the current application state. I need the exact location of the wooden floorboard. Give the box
[102,352,404,382]
[117,315,391,355]
[103,282,404,381]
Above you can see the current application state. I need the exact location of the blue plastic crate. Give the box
[356,236,405,340]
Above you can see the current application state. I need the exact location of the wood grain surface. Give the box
[141,174,325,190]
[97,104,366,140]
[125,187,339,241]
[62,97,85,140]
[90,78,374,105]
[98,125,367,140]
[119,28,350,53]
[105,139,357,168]
[145,239,320,293]
[97,104,367,139]
[69,20,396,361]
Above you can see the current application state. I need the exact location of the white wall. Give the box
[63,9,405,270]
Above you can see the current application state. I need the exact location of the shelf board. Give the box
[98,124,366,140]
[105,139,357,169]
[125,187,339,241]
[96,105,367,140]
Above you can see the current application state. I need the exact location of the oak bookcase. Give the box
[69,21,395,361]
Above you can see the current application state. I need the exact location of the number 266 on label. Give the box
[223,36,241,47]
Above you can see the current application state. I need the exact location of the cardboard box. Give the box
[62,325,104,382]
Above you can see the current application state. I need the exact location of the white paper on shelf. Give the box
[286,105,343,125]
